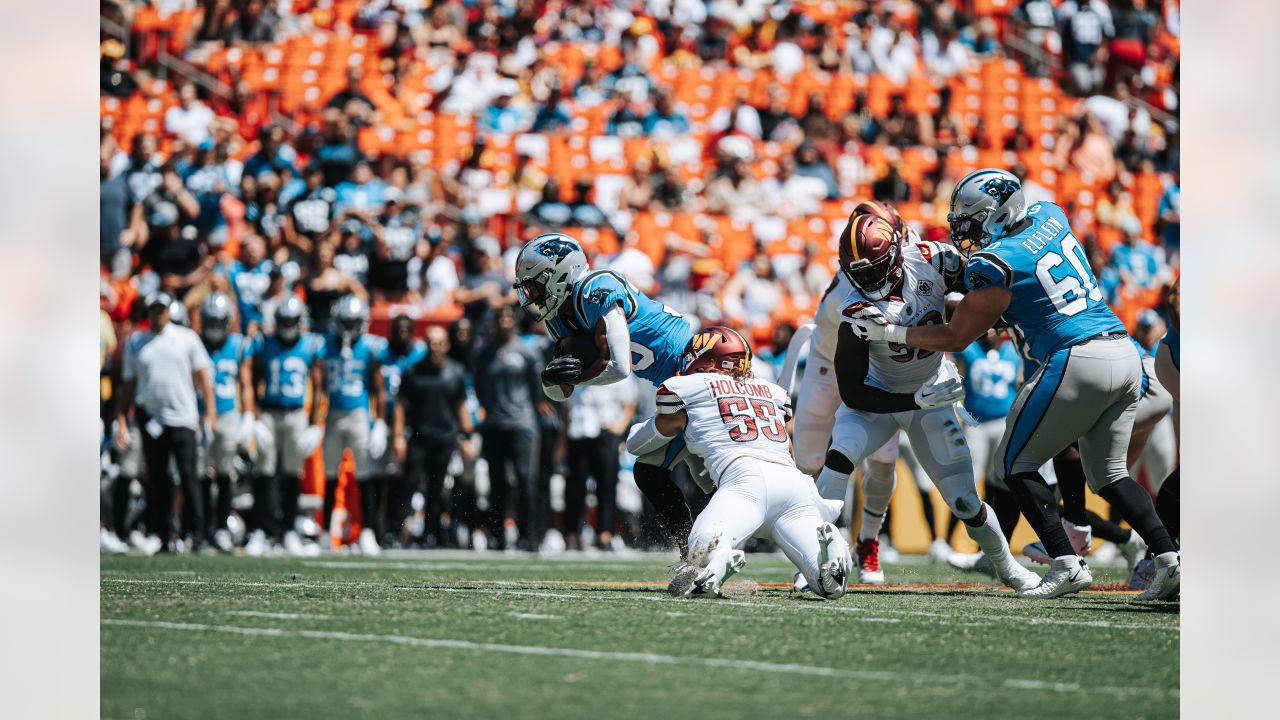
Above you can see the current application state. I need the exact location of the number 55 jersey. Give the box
[655,374,792,487]
[964,201,1125,363]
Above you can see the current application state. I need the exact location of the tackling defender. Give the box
[513,233,698,557]
[626,327,851,599]
[845,168,1179,600]
[812,212,1038,592]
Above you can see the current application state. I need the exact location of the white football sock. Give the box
[858,458,896,540]
[964,503,1028,580]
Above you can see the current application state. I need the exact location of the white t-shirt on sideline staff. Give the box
[122,323,213,430]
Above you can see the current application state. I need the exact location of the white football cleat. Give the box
[100,528,129,554]
[212,529,234,553]
[948,552,997,578]
[129,530,162,556]
[697,548,746,597]
[358,528,381,557]
[878,539,900,563]
[1136,552,1179,601]
[816,523,851,599]
[927,538,953,563]
[855,537,885,584]
[1024,520,1093,565]
[1119,532,1148,575]
[1018,556,1093,599]
[282,530,307,557]
[244,529,268,557]
[1002,562,1042,593]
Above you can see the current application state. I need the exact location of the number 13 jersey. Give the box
[656,374,793,487]
[840,240,963,394]
[964,201,1124,363]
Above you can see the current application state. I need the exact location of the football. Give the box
[555,331,602,369]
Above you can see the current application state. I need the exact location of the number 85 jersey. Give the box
[656,374,793,487]
[964,201,1125,363]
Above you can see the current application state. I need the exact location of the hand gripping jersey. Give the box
[656,374,794,486]
[545,270,694,385]
[959,340,1021,423]
[377,339,428,418]
[254,332,325,410]
[811,227,923,364]
[205,333,251,415]
[964,201,1125,363]
[840,240,965,394]
[324,333,383,413]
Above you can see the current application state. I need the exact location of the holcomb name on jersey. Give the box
[840,240,964,394]
[655,373,794,486]
[546,269,694,385]
[964,201,1125,363]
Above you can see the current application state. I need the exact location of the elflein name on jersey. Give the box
[840,241,963,394]
[656,373,794,487]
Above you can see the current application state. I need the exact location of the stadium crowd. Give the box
[99,0,1180,555]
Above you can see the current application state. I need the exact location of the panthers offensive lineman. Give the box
[845,168,1180,600]
[513,233,698,557]
[249,296,326,556]
[319,295,385,555]
[626,327,850,599]
[813,213,1039,593]
[198,292,256,552]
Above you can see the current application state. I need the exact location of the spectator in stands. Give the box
[527,178,573,228]
[617,156,656,212]
[873,161,912,204]
[1158,170,1180,258]
[314,112,365,187]
[705,156,763,219]
[455,236,511,342]
[1060,0,1115,95]
[607,99,648,137]
[1056,111,1118,181]
[1097,179,1141,236]
[1111,228,1165,291]
[643,90,691,138]
[304,238,367,336]
[761,154,824,218]
[530,84,573,133]
[480,86,530,134]
[473,305,543,551]
[164,83,215,146]
[282,164,335,260]
[569,179,609,229]
[243,125,297,181]
[226,0,279,45]
[756,85,801,142]
[792,141,839,200]
[799,93,838,144]
[722,251,785,327]
[101,143,142,262]
[411,233,460,313]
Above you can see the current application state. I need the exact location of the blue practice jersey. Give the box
[377,339,428,418]
[254,333,324,410]
[546,270,694,385]
[203,333,251,416]
[965,201,1125,363]
[324,334,384,413]
[959,341,1021,423]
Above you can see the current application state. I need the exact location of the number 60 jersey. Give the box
[655,374,793,487]
[840,240,965,394]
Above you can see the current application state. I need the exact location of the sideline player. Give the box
[248,296,326,556]
[374,314,427,543]
[625,327,851,599]
[319,295,385,555]
[513,233,698,558]
[812,213,1037,592]
[197,291,256,552]
[845,168,1179,600]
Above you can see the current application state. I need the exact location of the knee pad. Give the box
[823,449,855,475]
[937,473,982,520]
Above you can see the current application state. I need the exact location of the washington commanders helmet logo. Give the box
[534,238,577,262]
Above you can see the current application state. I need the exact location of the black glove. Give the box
[542,356,582,385]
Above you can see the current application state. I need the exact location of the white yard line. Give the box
[508,612,562,621]
[228,611,331,620]
[101,618,1174,698]
[302,560,645,572]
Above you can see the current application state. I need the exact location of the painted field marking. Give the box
[228,611,331,620]
[101,618,1175,699]
[509,612,562,621]
[302,560,645,573]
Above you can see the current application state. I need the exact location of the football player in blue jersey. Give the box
[374,314,427,543]
[845,168,1179,600]
[249,295,327,556]
[513,232,699,558]
[198,292,256,552]
[318,294,386,555]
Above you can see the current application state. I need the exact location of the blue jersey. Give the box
[546,270,694,385]
[377,339,428,418]
[227,259,277,331]
[254,333,324,410]
[965,202,1125,363]
[324,334,384,413]
[203,333,251,416]
[1162,326,1179,371]
[959,341,1021,422]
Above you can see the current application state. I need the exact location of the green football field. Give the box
[101,551,1178,719]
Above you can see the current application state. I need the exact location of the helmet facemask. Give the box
[202,315,229,346]
[515,270,556,321]
[948,208,994,258]
[843,245,903,301]
[276,314,302,344]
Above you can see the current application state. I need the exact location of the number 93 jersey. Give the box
[656,374,793,487]
[841,240,962,394]
[965,201,1125,363]
[546,270,694,385]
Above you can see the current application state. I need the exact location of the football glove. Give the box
[298,425,324,455]
[254,417,273,449]
[914,376,965,410]
[238,413,257,447]
[369,419,389,460]
[542,356,582,385]
[845,305,905,344]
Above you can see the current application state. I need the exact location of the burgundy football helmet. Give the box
[837,213,904,301]
[680,326,753,379]
[851,200,907,242]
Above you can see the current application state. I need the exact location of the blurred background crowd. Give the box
[100,0,1180,555]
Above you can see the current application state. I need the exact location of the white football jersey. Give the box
[656,373,795,486]
[811,226,921,364]
[840,240,964,394]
